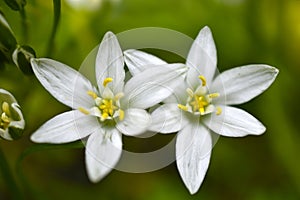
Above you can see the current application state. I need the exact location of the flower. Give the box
[30,32,186,182]
[124,26,279,194]
[0,89,25,140]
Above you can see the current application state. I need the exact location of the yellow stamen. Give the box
[198,75,206,86]
[216,107,222,115]
[119,109,124,121]
[103,77,113,87]
[87,91,98,99]
[208,93,220,98]
[178,104,188,111]
[78,107,90,115]
[101,112,109,120]
[199,107,205,114]
[2,102,10,115]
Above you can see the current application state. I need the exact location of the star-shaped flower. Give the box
[124,26,279,194]
[0,89,25,140]
[30,32,186,182]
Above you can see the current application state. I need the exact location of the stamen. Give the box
[103,77,113,87]
[178,104,188,111]
[119,109,124,121]
[198,75,206,86]
[216,107,222,115]
[87,91,98,99]
[78,107,90,115]
[101,112,109,121]
[2,102,10,116]
[114,93,124,101]
[208,93,220,98]
[199,107,205,115]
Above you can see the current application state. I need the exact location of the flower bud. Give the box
[0,89,25,140]
[12,45,36,75]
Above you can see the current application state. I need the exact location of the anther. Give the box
[198,75,206,86]
[178,104,188,111]
[119,109,124,121]
[87,91,98,99]
[103,77,113,87]
[208,93,220,98]
[216,107,222,115]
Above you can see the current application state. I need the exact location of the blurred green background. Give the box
[1,0,300,199]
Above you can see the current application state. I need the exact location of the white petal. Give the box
[186,26,217,89]
[123,64,187,109]
[149,103,187,133]
[176,121,212,194]
[31,110,99,143]
[212,64,279,105]
[116,108,151,136]
[203,106,266,137]
[31,58,95,109]
[96,32,125,94]
[85,128,122,182]
[124,49,167,76]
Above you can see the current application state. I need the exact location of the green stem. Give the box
[0,146,23,200]
[19,7,28,43]
[46,0,61,56]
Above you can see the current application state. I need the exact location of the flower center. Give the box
[178,75,222,116]
[78,77,124,122]
[0,102,11,130]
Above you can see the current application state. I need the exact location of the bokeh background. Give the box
[1,0,300,199]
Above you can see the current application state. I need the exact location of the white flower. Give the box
[124,26,279,194]
[0,89,25,140]
[30,32,186,182]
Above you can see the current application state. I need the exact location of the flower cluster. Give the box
[30,27,278,194]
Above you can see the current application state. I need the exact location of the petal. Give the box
[212,64,279,105]
[0,89,17,103]
[203,106,266,137]
[186,26,217,89]
[116,108,151,136]
[85,128,122,182]
[122,64,187,109]
[31,58,95,109]
[149,103,187,134]
[176,120,212,194]
[96,32,125,94]
[124,49,167,76]
[31,110,99,143]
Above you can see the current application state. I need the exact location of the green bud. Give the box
[12,45,36,75]
[4,0,27,11]
[0,11,17,63]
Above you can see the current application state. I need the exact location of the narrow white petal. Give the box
[85,128,122,182]
[186,26,217,89]
[149,103,187,133]
[116,108,151,136]
[31,58,95,109]
[124,49,167,76]
[203,106,266,137]
[31,110,99,143]
[212,64,279,105]
[96,32,125,94]
[122,64,187,109]
[176,121,212,194]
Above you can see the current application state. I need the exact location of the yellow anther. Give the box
[178,104,188,111]
[87,91,98,99]
[2,102,11,116]
[216,107,222,115]
[198,75,206,86]
[78,107,90,115]
[208,93,220,98]
[103,77,113,87]
[119,109,124,121]
[199,107,205,114]
[101,112,109,120]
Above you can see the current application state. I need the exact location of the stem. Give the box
[0,146,23,200]
[19,7,28,43]
[46,0,61,56]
